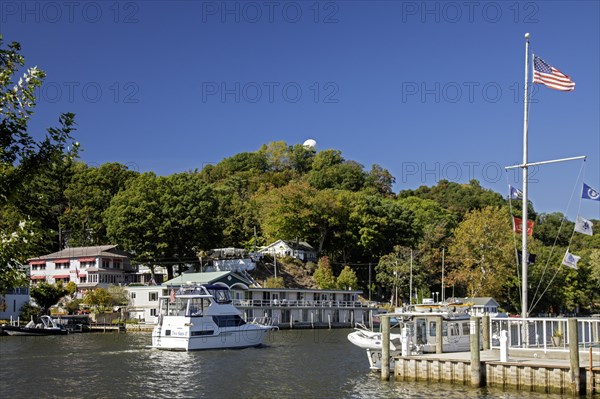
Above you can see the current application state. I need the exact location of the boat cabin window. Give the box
[206,287,231,304]
[186,298,211,317]
[462,322,470,335]
[448,323,460,336]
[161,297,188,316]
[416,319,427,344]
[212,315,246,328]
[429,321,448,337]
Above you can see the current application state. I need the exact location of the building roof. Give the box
[162,271,252,289]
[458,297,499,307]
[29,245,130,261]
[261,239,316,252]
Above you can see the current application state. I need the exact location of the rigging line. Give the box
[506,174,522,308]
[529,160,587,312]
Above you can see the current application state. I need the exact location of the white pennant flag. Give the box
[562,250,581,270]
[574,216,593,236]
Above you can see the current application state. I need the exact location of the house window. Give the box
[131,292,136,299]
[102,259,110,269]
[114,260,122,269]
[79,276,87,283]
[149,292,158,301]
[150,309,157,316]
[55,262,69,270]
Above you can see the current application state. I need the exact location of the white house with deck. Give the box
[259,240,318,262]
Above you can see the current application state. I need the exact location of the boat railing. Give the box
[233,299,368,308]
[489,316,600,352]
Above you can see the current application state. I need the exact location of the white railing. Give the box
[233,299,368,308]
[489,316,600,351]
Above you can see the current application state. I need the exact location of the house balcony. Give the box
[232,299,368,308]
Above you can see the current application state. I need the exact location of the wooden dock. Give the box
[379,315,600,396]
[394,349,600,395]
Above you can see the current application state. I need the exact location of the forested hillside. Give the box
[2,38,599,315]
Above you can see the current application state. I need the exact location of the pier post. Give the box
[381,315,390,381]
[482,315,490,350]
[470,316,482,387]
[435,316,442,354]
[568,318,581,395]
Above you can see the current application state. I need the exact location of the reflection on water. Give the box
[0,329,570,399]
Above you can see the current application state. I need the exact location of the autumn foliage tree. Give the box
[336,265,358,290]
[313,256,336,289]
[447,206,514,301]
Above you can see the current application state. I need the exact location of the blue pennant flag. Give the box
[509,185,523,200]
[582,183,600,201]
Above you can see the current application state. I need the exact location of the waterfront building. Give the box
[28,245,133,294]
[125,271,370,328]
[0,287,30,320]
[233,287,370,329]
[456,297,501,316]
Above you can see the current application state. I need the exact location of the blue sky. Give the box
[3,0,599,219]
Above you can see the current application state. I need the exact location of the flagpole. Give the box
[521,33,531,319]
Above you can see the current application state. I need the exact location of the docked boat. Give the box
[348,304,473,371]
[3,315,69,336]
[151,284,277,351]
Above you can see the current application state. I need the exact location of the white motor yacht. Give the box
[152,284,276,351]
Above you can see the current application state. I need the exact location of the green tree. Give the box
[20,302,41,321]
[447,206,514,302]
[1,38,79,290]
[336,265,358,290]
[256,181,346,253]
[348,192,416,258]
[30,282,68,314]
[61,162,138,246]
[376,246,420,305]
[264,277,285,288]
[107,285,130,308]
[65,281,77,297]
[65,298,84,315]
[0,220,33,293]
[313,256,336,289]
[398,180,506,221]
[83,287,112,311]
[105,172,220,280]
[308,149,366,191]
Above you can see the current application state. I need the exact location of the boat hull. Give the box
[151,324,273,351]
[3,326,69,336]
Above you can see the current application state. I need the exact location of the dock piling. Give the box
[568,318,580,395]
[381,315,390,381]
[470,316,482,387]
[435,316,442,354]
[482,315,490,350]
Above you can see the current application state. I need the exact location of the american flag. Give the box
[533,55,575,91]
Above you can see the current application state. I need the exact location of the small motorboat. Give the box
[3,315,69,336]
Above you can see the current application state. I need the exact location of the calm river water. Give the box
[0,329,571,399]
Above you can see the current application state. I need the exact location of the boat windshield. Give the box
[186,297,211,317]
[204,286,231,304]
[160,296,212,317]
